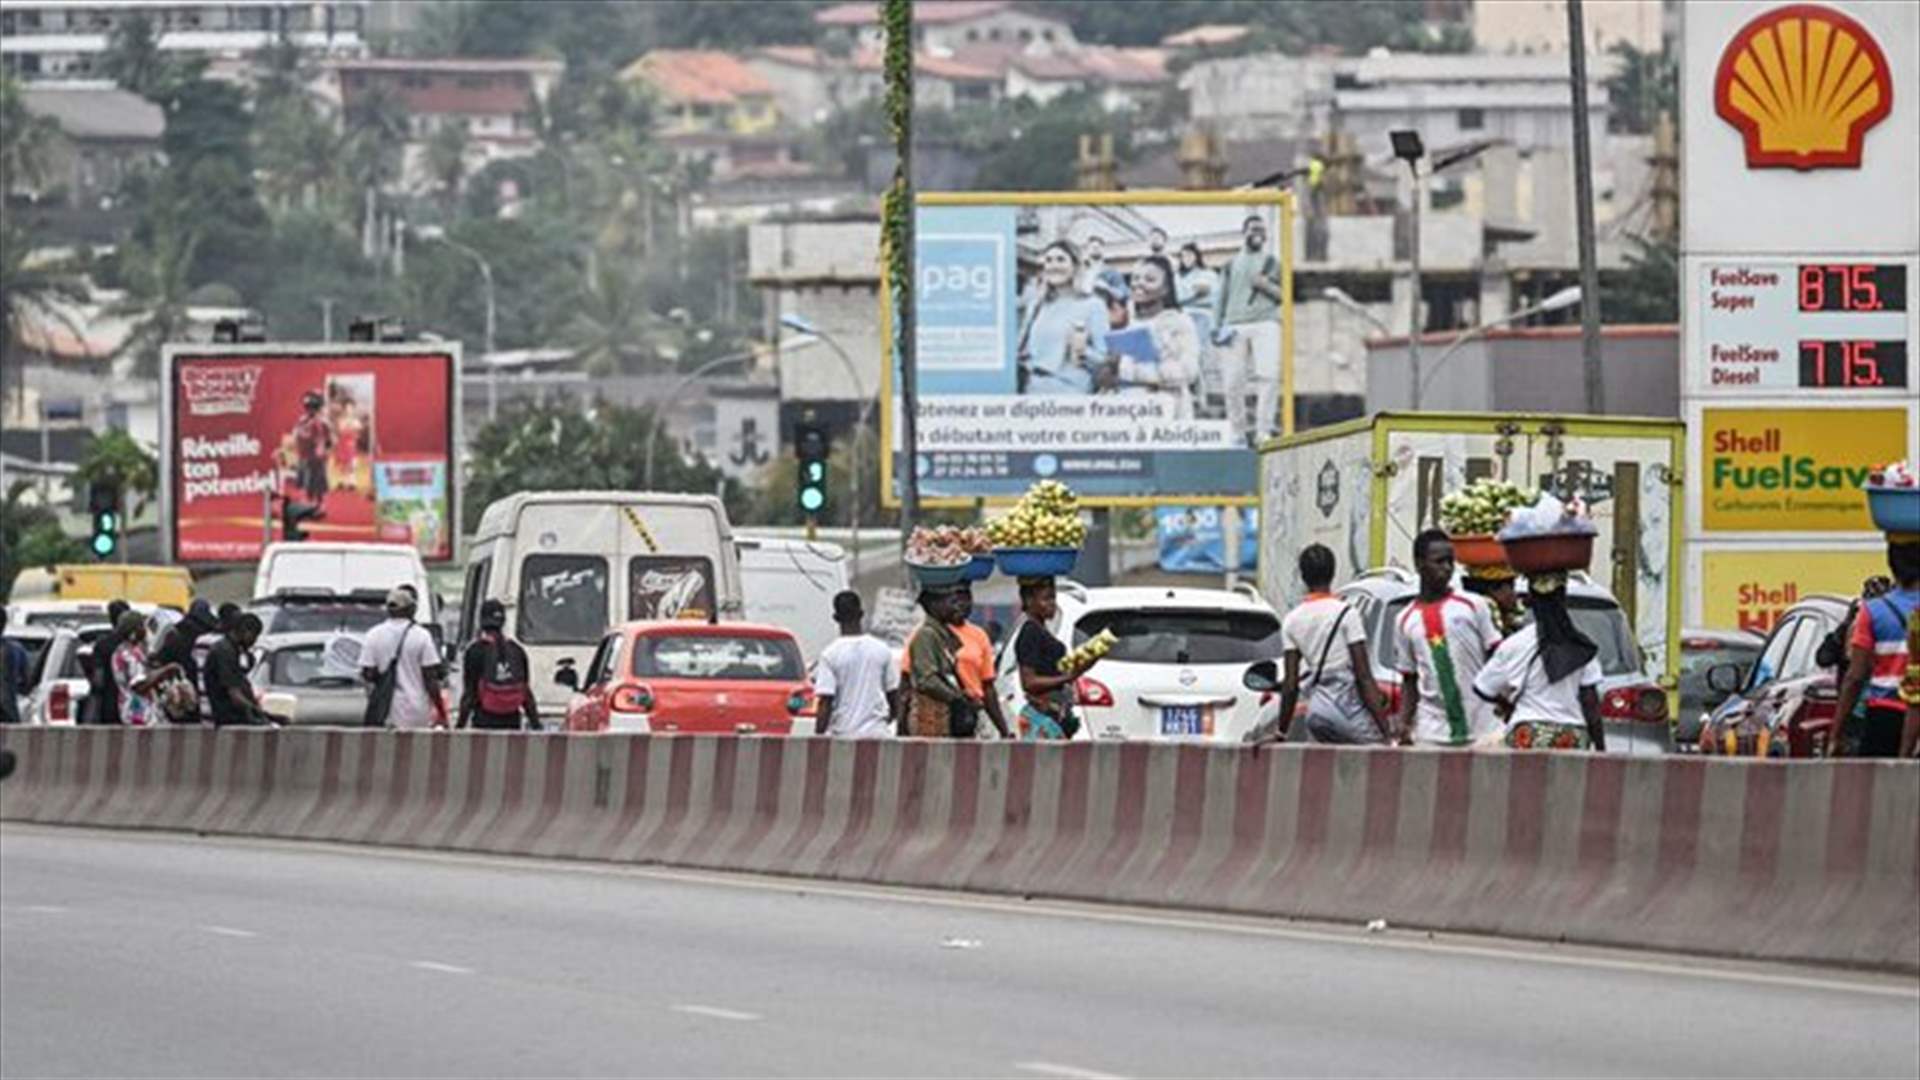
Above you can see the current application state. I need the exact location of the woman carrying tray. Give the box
[1472,571,1607,751]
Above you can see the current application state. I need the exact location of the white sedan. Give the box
[993,583,1283,742]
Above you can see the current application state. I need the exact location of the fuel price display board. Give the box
[1696,259,1914,392]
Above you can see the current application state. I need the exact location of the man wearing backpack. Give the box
[457,600,541,731]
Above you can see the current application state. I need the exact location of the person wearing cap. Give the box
[292,388,334,505]
[359,585,447,729]
[814,590,900,738]
[458,599,541,731]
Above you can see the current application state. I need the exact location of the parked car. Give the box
[1324,569,1672,753]
[559,622,811,735]
[1675,628,1765,749]
[993,583,1283,742]
[1699,596,1850,758]
[22,624,112,725]
[251,633,369,727]
[6,600,155,633]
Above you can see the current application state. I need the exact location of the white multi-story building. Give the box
[812,0,1076,55]
[1,0,369,81]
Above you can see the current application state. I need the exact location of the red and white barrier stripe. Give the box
[3,728,1914,971]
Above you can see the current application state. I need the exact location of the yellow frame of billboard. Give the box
[878,188,1296,510]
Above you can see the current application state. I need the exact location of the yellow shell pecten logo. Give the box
[1715,4,1893,170]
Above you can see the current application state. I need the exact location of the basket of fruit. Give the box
[1498,491,1598,574]
[1864,462,1920,536]
[1439,481,1536,568]
[988,480,1086,577]
[905,526,983,588]
[965,552,996,582]
[1062,629,1118,674]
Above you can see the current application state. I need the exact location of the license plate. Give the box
[1160,705,1213,736]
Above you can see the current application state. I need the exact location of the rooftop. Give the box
[328,57,565,74]
[18,81,164,140]
[754,44,998,82]
[1162,24,1252,48]
[623,50,775,105]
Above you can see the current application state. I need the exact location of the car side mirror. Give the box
[1243,659,1279,693]
[1705,662,1743,695]
[554,660,579,691]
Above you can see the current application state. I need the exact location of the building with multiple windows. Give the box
[812,0,1076,54]
[1,0,369,80]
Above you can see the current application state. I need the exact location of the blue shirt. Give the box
[1019,292,1109,394]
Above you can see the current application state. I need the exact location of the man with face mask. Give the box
[1213,214,1284,444]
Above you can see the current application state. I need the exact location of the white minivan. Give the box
[460,491,743,721]
[254,542,434,620]
[735,536,851,665]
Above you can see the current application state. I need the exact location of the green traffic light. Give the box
[803,461,826,483]
[91,533,116,556]
[798,486,827,513]
[96,511,117,532]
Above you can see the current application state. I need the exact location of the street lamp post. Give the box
[1389,130,1426,408]
[415,226,498,420]
[643,351,756,490]
[780,313,868,583]
[1415,285,1584,404]
[1321,286,1395,337]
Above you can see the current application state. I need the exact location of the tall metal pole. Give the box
[1407,161,1424,410]
[811,331,867,584]
[1567,0,1606,414]
[885,0,919,552]
[480,259,498,420]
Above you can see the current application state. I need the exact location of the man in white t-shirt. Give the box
[813,591,901,738]
[359,586,446,729]
[1472,577,1607,750]
[1393,530,1503,746]
[1276,544,1388,743]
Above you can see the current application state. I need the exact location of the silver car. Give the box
[251,632,368,727]
[22,624,112,725]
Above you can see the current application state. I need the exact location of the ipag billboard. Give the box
[161,345,460,563]
[883,191,1294,505]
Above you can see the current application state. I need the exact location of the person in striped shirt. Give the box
[1832,540,1920,758]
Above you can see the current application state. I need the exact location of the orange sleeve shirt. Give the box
[901,622,994,700]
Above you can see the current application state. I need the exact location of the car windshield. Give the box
[1071,608,1282,665]
[633,635,803,680]
[24,611,107,629]
[1380,595,1643,676]
[268,639,364,688]
[260,605,387,635]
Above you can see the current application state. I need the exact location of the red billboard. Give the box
[164,348,457,563]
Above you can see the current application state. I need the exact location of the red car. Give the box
[1699,595,1850,757]
[559,621,811,735]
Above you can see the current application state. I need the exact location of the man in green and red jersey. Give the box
[1393,529,1504,747]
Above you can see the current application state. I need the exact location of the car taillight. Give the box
[50,683,70,723]
[611,685,655,713]
[1603,686,1668,723]
[1076,677,1113,708]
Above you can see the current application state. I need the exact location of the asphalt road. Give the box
[2,825,1916,1080]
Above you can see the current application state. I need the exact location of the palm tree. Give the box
[561,260,670,376]
[425,119,470,218]
[0,75,59,195]
[111,210,203,377]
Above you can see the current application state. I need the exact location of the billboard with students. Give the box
[884,191,1294,505]
[161,344,459,564]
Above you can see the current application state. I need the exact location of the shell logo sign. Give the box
[1714,4,1894,170]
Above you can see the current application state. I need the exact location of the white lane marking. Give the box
[1016,1062,1128,1080]
[30,825,1916,1001]
[23,905,69,914]
[409,960,474,975]
[671,1004,760,1022]
[200,925,259,938]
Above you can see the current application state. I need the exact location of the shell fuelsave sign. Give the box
[1701,406,1908,531]
[1715,4,1893,170]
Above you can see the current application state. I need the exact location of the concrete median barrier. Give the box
[2,727,1914,972]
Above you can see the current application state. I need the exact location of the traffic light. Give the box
[282,495,321,542]
[795,422,829,518]
[88,481,120,559]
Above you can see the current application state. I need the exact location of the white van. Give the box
[461,491,743,720]
[736,536,851,664]
[253,542,435,619]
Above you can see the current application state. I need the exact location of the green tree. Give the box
[1604,42,1677,135]
[463,399,747,532]
[970,91,1136,191]
[560,260,668,376]
[73,430,160,516]
[0,74,59,194]
[425,119,471,218]
[2,482,87,603]
[111,208,202,377]
[1602,233,1678,324]
[100,12,191,100]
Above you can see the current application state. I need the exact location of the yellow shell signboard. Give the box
[1715,4,1894,170]
[1700,549,1888,632]
[1701,407,1908,531]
